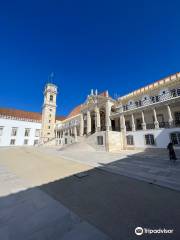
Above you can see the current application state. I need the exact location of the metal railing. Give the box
[146,123,155,129]
[159,122,170,128]
[135,121,180,131]
[121,90,180,112]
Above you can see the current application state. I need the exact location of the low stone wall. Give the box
[106,131,123,152]
[85,132,106,151]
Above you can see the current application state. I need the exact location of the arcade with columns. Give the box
[55,89,115,146]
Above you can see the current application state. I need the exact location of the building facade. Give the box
[0,73,180,150]
[55,72,180,151]
[0,109,42,147]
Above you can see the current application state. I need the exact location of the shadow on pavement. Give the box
[1,149,180,240]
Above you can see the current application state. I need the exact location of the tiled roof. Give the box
[56,115,66,121]
[67,104,83,118]
[0,108,65,122]
[0,108,42,121]
[99,91,109,97]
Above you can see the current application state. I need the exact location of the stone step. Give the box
[59,141,96,152]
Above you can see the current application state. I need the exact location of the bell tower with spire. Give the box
[41,73,58,143]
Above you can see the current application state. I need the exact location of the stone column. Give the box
[73,126,77,142]
[105,100,112,131]
[131,114,136,131]
[167,105,173,126]
[62,130,65,144]
[141,111,146,130]
[95,107,101,132]
[87,110,91,135]
[120,114,127,150]
[153,108,159,129]
[120,114,126,132]
[80,113,84,136]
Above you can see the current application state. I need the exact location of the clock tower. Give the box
[41,82,57,144]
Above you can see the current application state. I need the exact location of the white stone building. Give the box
[0,109,42,147]
[55,72,180,151]
[0,72,180,151]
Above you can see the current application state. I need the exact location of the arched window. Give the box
[50,95,53,102]
[126,135,134,145]
[170,132,180,145]
[145,134,155,145]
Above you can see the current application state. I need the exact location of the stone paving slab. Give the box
[0,187,110,240]
[40,146,180,192]
[0,165,28,197]
[0,148,110,240]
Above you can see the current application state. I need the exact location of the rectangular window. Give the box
[170,132,180,145]
[34,140,38,145]
[155,96,159,102]
[0,127,3,136]
[10,139,15,145]
[145,134,155,145]
[48,126,51,129]
[97,136,103,145]
[174,112,180,125]
[35,129,40,137]
[177,89,180,96]
[24,139,28,145]
[126,135,134,145]
[170,89,177,97]
[24,128,30,137]
[11,127,18,136]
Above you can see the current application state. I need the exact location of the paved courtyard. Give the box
[0,147,180,239]
[0,147,108,240]
[40,144,180,191]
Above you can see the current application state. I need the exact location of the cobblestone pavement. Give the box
[39,146,180,191]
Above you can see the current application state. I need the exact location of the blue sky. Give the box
[0,0,180,116]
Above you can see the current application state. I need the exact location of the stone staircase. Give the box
[38,137,56,147]
[83,132,106,151]
[59,137,96,152]
[58,133,107,152]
